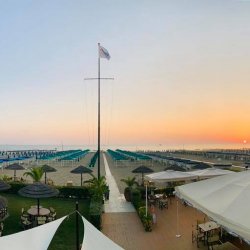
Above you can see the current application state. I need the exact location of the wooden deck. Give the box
[102,197,208,250]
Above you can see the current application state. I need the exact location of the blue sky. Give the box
[0,1,250,149]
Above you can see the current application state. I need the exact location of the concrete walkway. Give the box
[103,153,135,213]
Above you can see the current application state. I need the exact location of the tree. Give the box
[120,176,138,202]
[120,176,138,188]
[23,167,44,182]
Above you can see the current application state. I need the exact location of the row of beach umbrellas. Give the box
[4,162,153,187]
[4,163,93,186]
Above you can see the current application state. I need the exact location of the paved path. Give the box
[103,153,135,213]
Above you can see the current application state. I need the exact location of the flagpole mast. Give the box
[98,42,101,180]
[84,44,113,181]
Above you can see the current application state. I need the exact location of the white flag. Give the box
[99,45,111,60]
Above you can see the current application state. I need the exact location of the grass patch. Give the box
[2,193,90,250]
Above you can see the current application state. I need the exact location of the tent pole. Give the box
[76,201,79,250]
[176,199,181,238]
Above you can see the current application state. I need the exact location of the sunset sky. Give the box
[0,0,250,150]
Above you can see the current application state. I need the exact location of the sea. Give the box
[0,143,247,152]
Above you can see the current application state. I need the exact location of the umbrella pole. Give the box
[76,201,79,250]
[45,172,47,184]
[81,173,82,187]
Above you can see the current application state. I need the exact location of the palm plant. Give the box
[23,167,44,182]
[84,176,108,201]
[120,176,138,202]
[0,175,11,181]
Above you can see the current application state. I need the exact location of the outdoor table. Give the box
[154,194,164,205]
[154,194,164,199]
[199,221,220,232]
[27,207,50,216]
[199,221,220,245]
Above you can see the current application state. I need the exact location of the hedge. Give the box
[131,188,153,232]
[4,182,91,199]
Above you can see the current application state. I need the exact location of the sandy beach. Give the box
[0,152,167,193]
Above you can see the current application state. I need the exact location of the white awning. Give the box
[145,170,197,183]
[0,216,66,250]
[81,216,124,250]
[189,168,233,179]
[175,171,250,242]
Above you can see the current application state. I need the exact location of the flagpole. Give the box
[98,43,101,180]
[84,44,113,180]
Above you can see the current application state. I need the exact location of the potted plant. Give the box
[84,176,108,202]
[120,176,138,202]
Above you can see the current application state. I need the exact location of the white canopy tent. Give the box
[175,170,250,242]
[0,216,66,250]
[189,168,233,179]
[0,215,124,250]
[81,216,124,250]
[145,170,197,183]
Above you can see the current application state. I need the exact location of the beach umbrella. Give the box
[0,181,11,191]
[5,163,25,181]
[132,166,154,184]
[41,165,57,184]
[18,182,59,215]
[70,165,93,186]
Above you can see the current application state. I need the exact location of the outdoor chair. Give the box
[159,198,168,210]
[48,211,56,222]
[51,212,56,220]
[192,225,205,248]
[37,217,46,226]
[20,217,32,230]
[207,235,221,250]
[49,207,55,213]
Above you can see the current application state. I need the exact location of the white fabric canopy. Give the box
[145,170,197,183]
[189,168,233,179]
[0,216,66,250]
[81,216,124,250]
[175,171,250,242]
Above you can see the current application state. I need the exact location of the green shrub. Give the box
[57,186,90,199]
[131,188,153,232]
[138,206,153,232]
[5,182,27,194]
[131,189,141,205]
[4,182,91,199]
